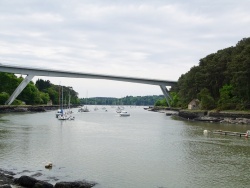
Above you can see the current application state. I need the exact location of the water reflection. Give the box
[0,108,250,188]
[0,133,9,154]
[179,119,250,188]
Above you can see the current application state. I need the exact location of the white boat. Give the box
[58,114,68,120]
[68,116,75,120]
[58,114,75,120]
[78,106,90,112]
[119,111,130,117]
[56,109,63,118]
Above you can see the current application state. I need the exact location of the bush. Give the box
[0,92,10,105]
[12,99,23,105]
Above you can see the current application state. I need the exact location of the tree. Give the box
[36,79,52,92]
[47,87,59,105]
[218,85,238,110]
[18,81,41,104]
[197,88,215,110]
[0,73,21,95]
[40,92,50,104]
[169,92,179,107]
[0,92,10,105]
[173,37,250,110]
[155,98,167,106]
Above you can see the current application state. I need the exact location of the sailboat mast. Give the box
[61,86,63,111]
[68,91,71,110]
[58,85,60,108]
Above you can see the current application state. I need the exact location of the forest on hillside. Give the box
[159,37,250,110]
[0,74,80,105]
[79,95,164,106]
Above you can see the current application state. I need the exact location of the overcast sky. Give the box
[1,0,250,98]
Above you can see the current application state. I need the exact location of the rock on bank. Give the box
[178,110,250,124]
[146,107,250,124]
[0,171,97,188]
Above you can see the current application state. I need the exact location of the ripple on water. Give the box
[1,108,250,188]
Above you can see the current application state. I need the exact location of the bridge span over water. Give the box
[0,64,177,106]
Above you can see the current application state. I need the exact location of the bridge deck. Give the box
[0,64,177,86]
[0,63,177,105]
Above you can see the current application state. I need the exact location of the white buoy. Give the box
[203,130,209,135]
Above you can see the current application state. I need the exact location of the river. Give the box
[0,106,250,188]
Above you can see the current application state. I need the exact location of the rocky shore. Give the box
[146,107,250,124]
[0,169,97,188]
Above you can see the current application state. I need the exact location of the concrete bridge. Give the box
[0,63,177,106]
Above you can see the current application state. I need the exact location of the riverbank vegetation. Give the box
[79,95,163,106]
[0,74,80,105]
[156,37,250,111]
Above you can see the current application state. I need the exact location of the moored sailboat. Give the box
[57,85,75,120]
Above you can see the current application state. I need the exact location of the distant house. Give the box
[188,99,200,110]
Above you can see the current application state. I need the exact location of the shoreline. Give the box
[0,169,15,188]
[0,105,80,113]
[1,105,250,124]
[0,168,97,188]
[147,107,250,125]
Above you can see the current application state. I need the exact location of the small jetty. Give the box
[212,130,248,137]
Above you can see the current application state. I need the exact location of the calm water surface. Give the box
[0,106,250,188]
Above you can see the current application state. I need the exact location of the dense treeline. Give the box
[80,95,164,106]
[0,73,80,105]
[35,79,80,105]
[159,37,250,110]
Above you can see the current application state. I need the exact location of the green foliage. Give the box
[197,88,215,110]
[80,95,164,106]
[173,37,250,110]
[0,73,80,105]
[18,81,41,104]
[169,92,179,107]
[0,73,21,95]
[36,79,52,92]
[39,92,50,104]
[217,84,239,110]
[155,98,167,106]
[47,87,59,104]
[12,99,23,105]
[0,92,10,105]
[154,92,180,107]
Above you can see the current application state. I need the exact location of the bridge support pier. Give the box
[5,74,34,105]
[160,85,172,107]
